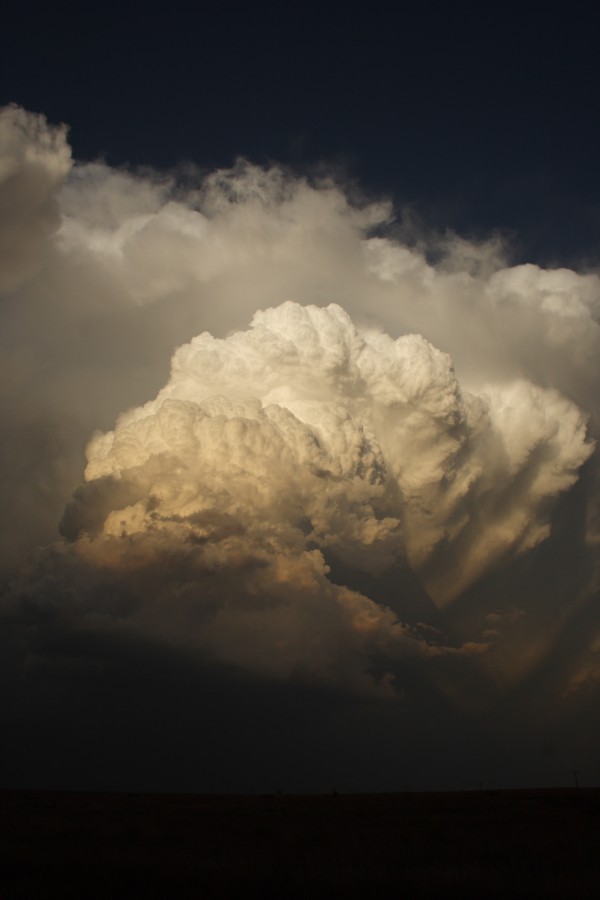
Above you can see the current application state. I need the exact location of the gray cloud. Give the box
[0,104,71,294]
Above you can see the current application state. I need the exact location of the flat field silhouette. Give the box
[1,787,599,898]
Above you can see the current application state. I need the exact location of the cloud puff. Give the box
[80,302,593,605]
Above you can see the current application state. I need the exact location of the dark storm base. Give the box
[1,788,599,898]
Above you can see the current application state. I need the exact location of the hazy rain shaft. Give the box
[3,106,600,781]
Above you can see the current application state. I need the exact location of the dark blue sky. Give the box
[4,2,599,266]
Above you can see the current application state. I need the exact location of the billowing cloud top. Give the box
[81,301,592,608]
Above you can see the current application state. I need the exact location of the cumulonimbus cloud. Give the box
[1,105,599,701]
[15,298,583,694]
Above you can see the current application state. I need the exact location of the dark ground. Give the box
[1,787,599,898]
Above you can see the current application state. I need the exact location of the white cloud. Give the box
[77,301,592,612]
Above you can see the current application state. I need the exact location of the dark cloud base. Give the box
[2,564,597,796]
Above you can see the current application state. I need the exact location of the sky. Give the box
[1,3,600,793]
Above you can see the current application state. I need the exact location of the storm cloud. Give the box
[2,105,600,790]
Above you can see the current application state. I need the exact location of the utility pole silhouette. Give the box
[572,770,579,788]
